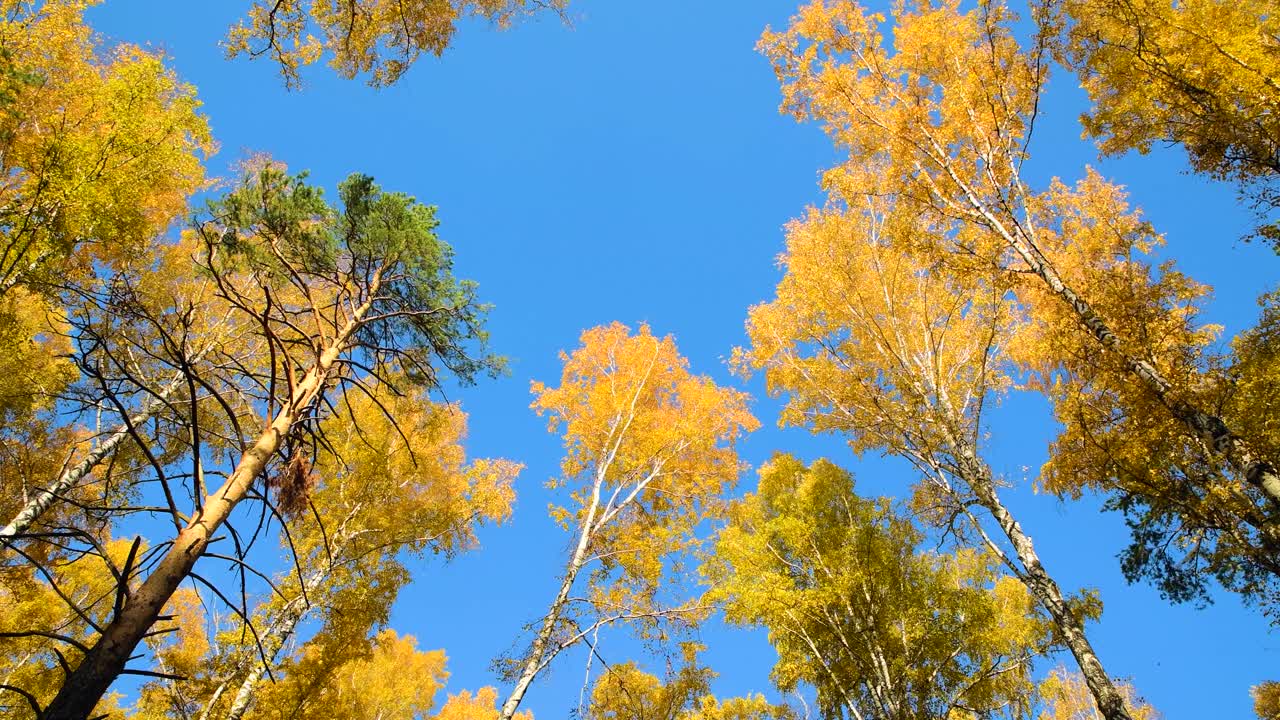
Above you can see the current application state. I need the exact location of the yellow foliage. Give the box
[0,286,79,535]
[1060,0,1280,242]
[1228,293,1280,465]
[1038,668,1158,720]
[584,649,791,720]
[0,0,211,290]
[533,322,757,602]
[250,633,529,720]
[1252,681,1280,720]
[758,0,1040,237]
[246,630,444,720]
[0,288,75,422]
[586,654,712,720]
[710,455,1048,719]
[225,0,569,87]
[0,537,142,716]
[738,203,1012,464]
[131,588,215,720]
[124,384,520,720]
[683,695,795,720]
[757,0,1280,620]
[435,686,532,720]
[312,385,520,559]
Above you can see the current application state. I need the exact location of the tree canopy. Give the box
[0,0,1274,717]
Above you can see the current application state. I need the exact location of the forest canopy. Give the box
[0,0,1275,719]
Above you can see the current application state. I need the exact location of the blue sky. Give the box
[86,1,1278,718]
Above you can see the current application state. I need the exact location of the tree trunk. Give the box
[0,372,183,543]
[220,596,306,720]
[497,473,604,720]
[42,338,350,720]
[1012,230,1280,504]
[951,443,1133,720]
[954,177,1280,506]
[219,534,344,720]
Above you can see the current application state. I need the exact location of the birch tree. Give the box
[739,203,1135,720]
[709,454,1050,720]
[497,322,756,720]
[757,0,1280,618]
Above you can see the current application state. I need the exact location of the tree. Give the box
[738,198,1130,720]
[1037,668,1157,720]
[126,387,519,720]
[584,646,715,720]
[225,0,570,87]
[40,165,501,719]
[0,0,211,294]
[584,645,795,720]
[1252,681,1280,720]
[759,0,1280,499]
[710,454,1049,720]
[497,322,757,720]
[757,0,1280,630]
[1006,181,1280,616]
[1057,0,1280,247]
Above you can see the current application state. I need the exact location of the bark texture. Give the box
[949,439,1133,720]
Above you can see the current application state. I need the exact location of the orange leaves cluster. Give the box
[314,385,520,560]
[533,322,756,517]
[759,0,1038,225]
[0,0,212,288]
[740,205,1011,460]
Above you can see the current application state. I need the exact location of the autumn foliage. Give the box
[1,0,1277,718]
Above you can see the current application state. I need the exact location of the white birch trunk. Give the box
[949,442,1133,720]
[1,375,180,542]
[496,473,604,720]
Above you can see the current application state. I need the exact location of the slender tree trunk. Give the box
[219,535,344,720]
[0,249,52,297]
[953,173,1280,506]
[1012,229,1280,503]
[221,595,305,720]
[497,473,604,720]
[42,326,356,719]
[950,442,1133,720]
[0,373,182,543]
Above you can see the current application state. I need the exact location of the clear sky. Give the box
[86,2,1279,718]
